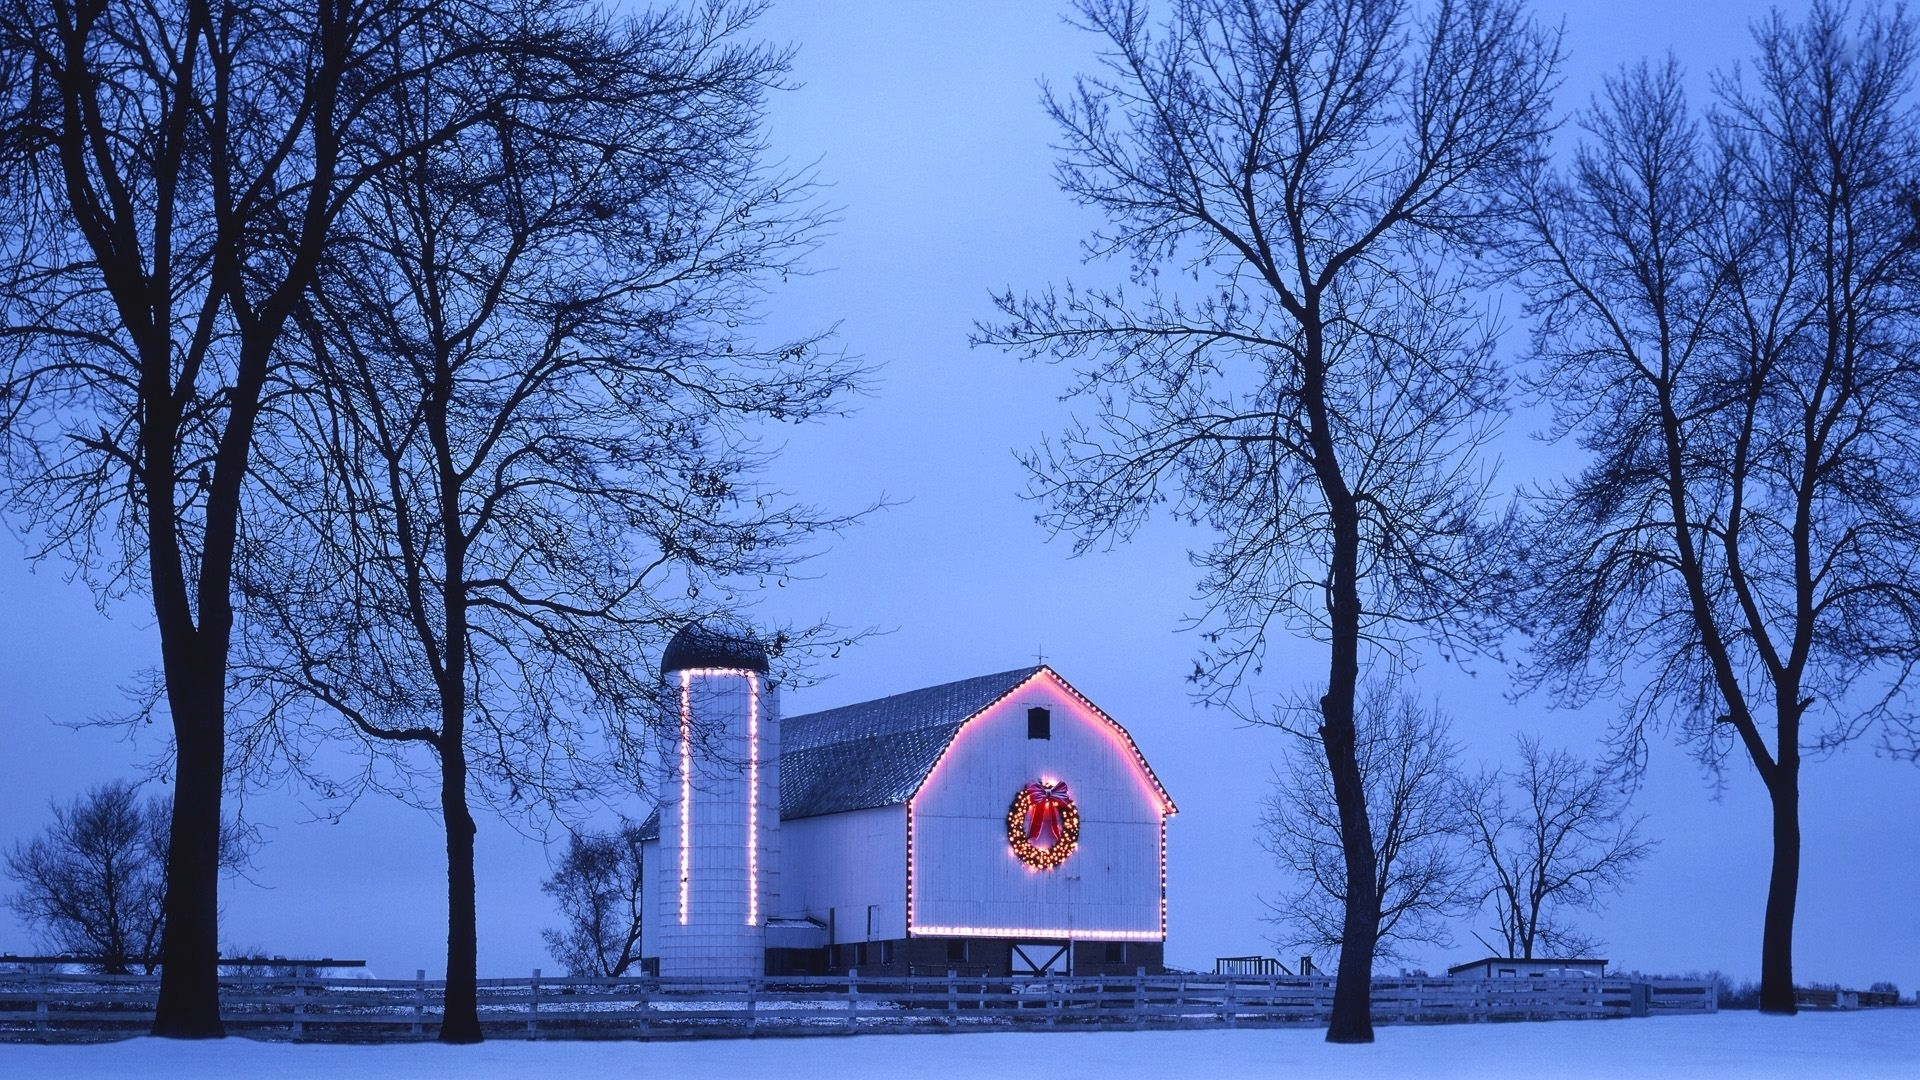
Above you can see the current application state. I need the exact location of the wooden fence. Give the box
[0,971,1716,1042]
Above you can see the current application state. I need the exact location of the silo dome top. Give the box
[661,622,770,677]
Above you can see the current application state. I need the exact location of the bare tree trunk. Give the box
[439,738,482,1044]
[437,476,482,1043]
[149,329,266,1036]
[146,365,232,1038]
[1310,325,1379,1044]
[1322,692,1380,1043]
[151,707,224,1037]
[1760,771,1799,1015]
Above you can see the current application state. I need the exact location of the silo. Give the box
[653,623,781,977]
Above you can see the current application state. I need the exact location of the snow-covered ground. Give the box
[6,1011,1916,1079]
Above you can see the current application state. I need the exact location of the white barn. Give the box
[638,625,1177,977]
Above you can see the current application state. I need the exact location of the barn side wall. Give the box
[777,803,907,944]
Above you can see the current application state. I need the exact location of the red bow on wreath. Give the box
[1024,781,1072,848]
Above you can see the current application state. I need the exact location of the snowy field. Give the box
[5,1012,1917,1079]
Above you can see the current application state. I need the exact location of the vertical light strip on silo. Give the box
[746,671,760,926]
[678,669,693,925]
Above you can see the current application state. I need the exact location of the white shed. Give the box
[1447,957,1608,979]
[639,649,1176,977]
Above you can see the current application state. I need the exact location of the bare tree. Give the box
[1260,682,1475,967]
[5,782,246,974]
[5,783,166,975]
[1510,2,1920,1012]
[228,0,862,1042]
[0,0,586,1034]
[1457,736,1652,960]
[978,0,1558,1042]
[542,825,646,978]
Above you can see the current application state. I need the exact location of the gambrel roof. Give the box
[639,665,1173,838]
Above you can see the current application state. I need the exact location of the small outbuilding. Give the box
[1447,957,1608,979]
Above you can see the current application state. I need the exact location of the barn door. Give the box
[1010,941,1070,977]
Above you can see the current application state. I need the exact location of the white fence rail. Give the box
[0,972,1714,1041]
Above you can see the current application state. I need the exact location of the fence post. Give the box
[1132,967,1145,1030]
[292,976,306,1040]
[746,977,757,1035]
[528,968,541,1037]
[947,970,958,1028]
[1224,976,1237,1029]
[33,976,48,1041]
[639,975,653,1037]
[412,969,426,1037]
[846,968,858,1032]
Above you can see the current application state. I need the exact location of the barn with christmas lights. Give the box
[638,627,1177,978]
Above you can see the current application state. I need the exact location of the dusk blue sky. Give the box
[4,0,1916,993]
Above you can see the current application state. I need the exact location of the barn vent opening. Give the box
[1028,707,1051,740]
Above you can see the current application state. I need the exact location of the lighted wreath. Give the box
[1008,779,1079,870]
